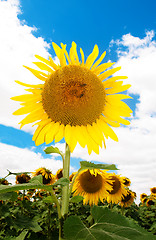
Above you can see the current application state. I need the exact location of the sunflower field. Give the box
[0,161,156,240]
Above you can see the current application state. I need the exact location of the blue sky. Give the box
[0,0,156,201]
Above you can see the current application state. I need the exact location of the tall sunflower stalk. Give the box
[11,41,132,239]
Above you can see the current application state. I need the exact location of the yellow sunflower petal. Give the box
[80,48,85,66]
[11,94,41,102]
[97,118,118,141]
[49,56,59,70]
[32,120,51,141]
[23,66,48,81]
[45,122,60,144]
[99,67,121,81]
[93,62,115,75]
[35,123,51,146]
[15,80,43,88]
[91,51,106,70]
[35,55,52,68]
[13,103,42,115]
[55,124,65,143]
[32,62,53,73]
[85,45,99,69]
[71,42,79,64]
[74,126,86,148]
[52,42,66,66]
[61,43,71,64]
[65,125,77,153]
[87,123,103,148]
[103,76,128,88]
[105,84,131,94]
[19,108,47,127]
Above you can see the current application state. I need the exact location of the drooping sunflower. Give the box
[120,189,136,208]
[146,198,155,207]
[32,167,55,185]
[121,176,131,187]
[15,173,31,184]
[55,168,63,180]
[11,42,132,154]
[106,173,127,204]
[72,169,113,205]
[0,178,9,185]
[150,187,156,197]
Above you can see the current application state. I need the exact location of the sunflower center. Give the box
[79,170,103,193]
[108,176,121,194]
[42,65,105,126]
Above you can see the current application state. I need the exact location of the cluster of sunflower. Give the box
[13,167,136,208]
[140,187,156,207]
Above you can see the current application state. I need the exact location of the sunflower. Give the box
[11,42,132,154]
[150,187,156,197]
[32,167,55,185]
[146,198,155,207]
[120,189,136,208]
[72,169,113,205]
[106,173,127,204]
[121,177,131,187]
[140,193,148,203]
[55,168,63,180]
[15,173,31,184]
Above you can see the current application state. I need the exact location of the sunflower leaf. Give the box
[52,177,69,187]
[0,191,18,201]
[70,195,84,203]
[44,146,64,158]
[64,206,154,240]
[80,161,119,170]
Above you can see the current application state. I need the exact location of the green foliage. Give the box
[64,206,155,240]
[80,161,119,170]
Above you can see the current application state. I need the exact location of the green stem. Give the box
[61,143,70,217]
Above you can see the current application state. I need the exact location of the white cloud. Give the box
[0,0,50,132]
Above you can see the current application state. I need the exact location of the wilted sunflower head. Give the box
[55,168,63,180]
[11,42,132,154]
[15,173,31,184]
[120,189,136,208]
[0,178,9,185]
[106,173,127,204]
[150,187,156,196]
[121,177,131,187]
[146,198,155,207]
[72,169,113,205]
[32,167,55,185]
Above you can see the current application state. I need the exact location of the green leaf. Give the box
[43,196,55,204]
[53,177,69,187]
[29,175,43,184]
[80,161,118,171]
[6,169,30,176]
[0,181,52,194]
[0,191,18,201]
[14,215,42,232]
[64,206,155,240]
[44,146,64,158]
[16,230,28,240]
[70,195,84,203]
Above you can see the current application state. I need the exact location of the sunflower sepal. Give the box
[44,146,65,160]
[80,161,119,171]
